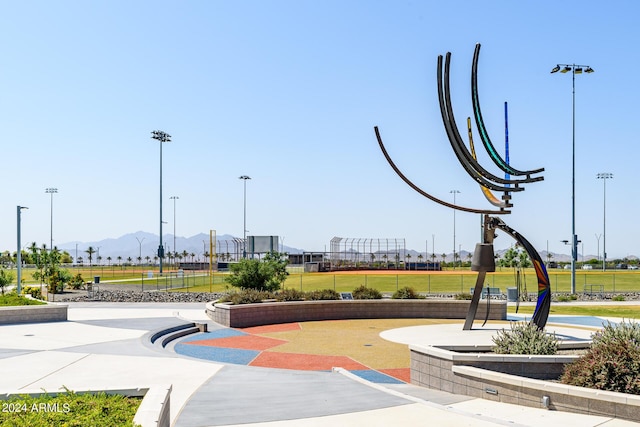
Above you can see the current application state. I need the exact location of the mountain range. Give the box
[58,231,303,262]
[57,231,636,263]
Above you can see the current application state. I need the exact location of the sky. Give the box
[1,1,638,260]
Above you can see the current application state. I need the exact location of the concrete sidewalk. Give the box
[0,302,637,426]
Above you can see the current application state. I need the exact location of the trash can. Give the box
[506,287,518,302]
[94,276,100,284]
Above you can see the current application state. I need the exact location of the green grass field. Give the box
[509,304,640,319]
[12,266,640,295]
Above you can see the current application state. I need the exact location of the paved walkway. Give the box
[0,302,638,426]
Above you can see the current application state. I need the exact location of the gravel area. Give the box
[47,283,640,303]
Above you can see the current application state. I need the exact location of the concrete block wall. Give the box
[207,299,507,328]
[410,345,640,423]
[0,303,68,325]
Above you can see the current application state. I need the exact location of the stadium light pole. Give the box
[16,206,28,295]
[550,63,594,293]
[170,196,179,262]
[45,188,58,250]
[450,190,460,270]
[151,130,171,275]
[597,173,613,271]
[239,175,251,258]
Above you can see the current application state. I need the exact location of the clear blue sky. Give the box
[1,1,638,259]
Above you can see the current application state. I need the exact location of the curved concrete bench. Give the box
[206,299,506,328]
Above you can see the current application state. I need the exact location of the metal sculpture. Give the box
[375,43,551,329]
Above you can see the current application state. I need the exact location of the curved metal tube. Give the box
[437,57,520,193]
[467,117,511,208]
[441,53,542,188]
[488,216,550,329]
[374,126,509,215]
[471,44,544,177]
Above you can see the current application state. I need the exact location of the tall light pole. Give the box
[597,172,613,271]
[16,206,28,294]
[151,130,171,275]
[170,195,179,263]
[450,190,460,269]
[551,63,594,293]
[45,188,58,250]
[239,175,251,258]
[136,237,145,266]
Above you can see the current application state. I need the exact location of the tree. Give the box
[225,251,289,292]
[37,248,72,294]
[107,256,112,266]
[0,268,14,295]
[441,253,447,266]
[85,246,96,266]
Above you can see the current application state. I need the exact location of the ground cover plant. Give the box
[561,321,640,394]
[0,293,46,307]
[0,389,140,427]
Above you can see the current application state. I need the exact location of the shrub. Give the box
[225,252,289,292]
[219,289,274,304]
[23,286,44,300]
[352,285,382,300]
[556,293,578,302]
[67,273,86,290]
[492,321,559,355]
[276,288,305,302]
[305,289,340,300]
[454,292,472,300]
[561,321,640,394]
[612,294,626,302]
[392,286,424,299]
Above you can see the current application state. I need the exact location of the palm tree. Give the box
[406,253,412,270]
[85,246,96,265]
[106,256,112,266]
[137,256,142,265]
[441,253,447,267]
[145,255,150,265]
[190,252,196,262]
[117,256,122,268]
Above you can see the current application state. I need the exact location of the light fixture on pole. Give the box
[151,130,171,275]
[16,206,28,295]
[450,190,460,270]
[45,188,58,250]
[597,172,613,271]
[170,195,179,263]
[239,175,251,258]
[551,62,594,293]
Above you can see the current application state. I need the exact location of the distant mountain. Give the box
[57,233,634,264]
[58,232,303,262]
